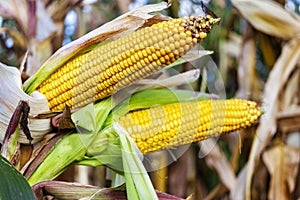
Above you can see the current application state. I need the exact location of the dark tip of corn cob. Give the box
[37,15,220,111]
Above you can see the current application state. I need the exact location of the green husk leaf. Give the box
[114,123,158,200]
[78,128,123,172]
[0,155,35,200]
[27,132,93,185]
[27,97,113,185]
[81,89,214,168]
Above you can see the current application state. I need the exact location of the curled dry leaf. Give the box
[232,0,300,39]
[262,145,300,200]
[0,63,51,144]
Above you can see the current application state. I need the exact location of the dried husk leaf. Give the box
[262,145,300,200]
[32,180,184,200]
[0,63,51,144]
[245,38,300,200]
[232,0,300,39]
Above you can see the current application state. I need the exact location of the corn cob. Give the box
[117,99,262,154]
[37,15,220,111]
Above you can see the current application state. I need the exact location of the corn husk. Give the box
[0,2,174,145]
[0,63,51,144]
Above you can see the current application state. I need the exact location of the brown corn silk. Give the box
[117,99,262,154]
[37,15,220,111]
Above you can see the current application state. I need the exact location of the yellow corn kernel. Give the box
[117,99,262,154]
[37,16,220,111]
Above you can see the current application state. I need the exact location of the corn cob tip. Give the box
[181,15,220,42]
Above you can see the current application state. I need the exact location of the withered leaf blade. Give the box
[2,101,24,145]
[1,100,32,161]
[232,0,300,39]
[262,145,300,200]
[58,105,75,131]
[245,38,300,200]
[19,100,33,142]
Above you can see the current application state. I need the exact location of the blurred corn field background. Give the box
[0,0,299,199]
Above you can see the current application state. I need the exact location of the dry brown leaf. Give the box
[46,0,81,22]
[280,70,300,110]
[199,139,236,190]
[262,145,300,200]
[245,38,300,200]
[258,33,277,68]
[27,37,54,76]
[277,107,300,134]
[0,0,29,34]
[0,27,27,50]
[116,0,131,14]
[232,0,300,39]
[219,32,242,84]
[236,24,261,100]
[35,0,57,42]
[230,164,247,200]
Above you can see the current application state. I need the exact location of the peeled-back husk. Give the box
[0,63,51,144]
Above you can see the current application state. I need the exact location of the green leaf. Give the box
[27,132,93,185]
[0,155,35,200]
[78,128,123,171]
[28,97,113,185]
[115,123,158,200]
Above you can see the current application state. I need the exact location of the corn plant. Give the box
[0,1,265,199]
